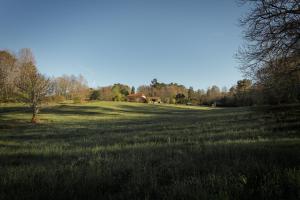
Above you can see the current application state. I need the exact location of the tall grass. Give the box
[0,102,299,199]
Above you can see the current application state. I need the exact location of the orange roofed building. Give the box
[126,93,147,103]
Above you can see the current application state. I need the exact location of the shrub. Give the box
[89,90,101,100]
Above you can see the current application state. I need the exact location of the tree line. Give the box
[0,47,299,122]
[90,77,297,107]
[0,48,261,108]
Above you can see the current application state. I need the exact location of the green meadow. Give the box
[0,102,299,199]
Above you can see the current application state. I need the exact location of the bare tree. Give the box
[238,0,300,76]
[18,48,36,65]
[16,62,51,123]
[53,74,89,100]
[0,50,18,101]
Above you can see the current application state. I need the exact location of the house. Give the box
[148,97,161,104]
[126,93,147,103]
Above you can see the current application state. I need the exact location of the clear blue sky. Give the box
[0,0,247,90]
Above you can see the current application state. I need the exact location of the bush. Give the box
[89,90,101,100]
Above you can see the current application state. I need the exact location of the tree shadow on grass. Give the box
[41,105,120,116]
[0,106,31,114]
[0,120,33,130]
[0,105,122,116]
[0,103,299,147]
[1,104,298,144]
[116,104,212,115]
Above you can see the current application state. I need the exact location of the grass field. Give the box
[0,102,299,199]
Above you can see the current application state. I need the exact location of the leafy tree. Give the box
[112,83,130,101]
[205,85,221,105]
[235,79,253,106]
[187,87,194,101]
[151,78,158,88]
[89,90,101,100]
[139,80,188,104]
[175,93,186,104]
[131,86,135,94]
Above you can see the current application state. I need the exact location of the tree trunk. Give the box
[31,104,39,123]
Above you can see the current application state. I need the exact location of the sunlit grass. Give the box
[0,102,299,199]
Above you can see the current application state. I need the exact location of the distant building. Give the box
[148,97,161,104]
[127,93,147,103]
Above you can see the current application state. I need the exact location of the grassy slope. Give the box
[0,102,299,200]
